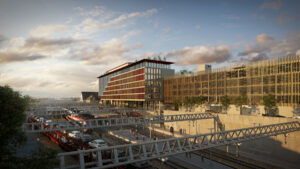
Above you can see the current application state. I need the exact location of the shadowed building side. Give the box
[81,92,98,103]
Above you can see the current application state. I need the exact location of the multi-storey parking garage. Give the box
[164,55,300,107]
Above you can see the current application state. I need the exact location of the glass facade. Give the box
[98,59,174,105]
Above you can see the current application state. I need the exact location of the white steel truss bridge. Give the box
[28,107,152,117]
[57,121,300,169]
[23,113,216,133]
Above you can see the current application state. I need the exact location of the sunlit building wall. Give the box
[164,55,300,107]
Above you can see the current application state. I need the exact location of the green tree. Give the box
[234,94,248,114]
[195,96,205,106]
[173,100,181,110]
[190,97,197,106]
[263,94,278,116]
[179,69,192,75]
[0,85,58,169]
[183,97,193,111]
[193,96,205,111]
[180,70,188,75]
[0,86,27,157]
[221,95,230,113]
[157,55,162,61]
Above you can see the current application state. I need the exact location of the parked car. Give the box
[44,119,52,126]
[80,134,93,142]
[37,117,44,122]
[88,139,108,148]
[68,131,81,139]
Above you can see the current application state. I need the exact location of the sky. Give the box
[0,0,300,98]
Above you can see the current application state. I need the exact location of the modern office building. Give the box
[98,59,174,108]
[164,55,300,107]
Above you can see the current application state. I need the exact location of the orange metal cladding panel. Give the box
[102,68,145,100]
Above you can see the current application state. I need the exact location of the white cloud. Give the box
[0,63,101,97]
[238,32,300,62]
[75,6,107,17]
[77,8,158,33]
[0,51,46,63]
[79,18,101,33]
[132,43,143,49]
[76,38,131,65]
[0,7,155,97]
[255,34,274,43]
[260,0,282,10]
[127,8,157,18]
[7,37,25,48]
[142,51,157,58]
[0,35,6,44]
[23,37,81,53]
[0,36,83,64]
[121,30,141,40]
[30,24,67,37]
[167,45,231,66]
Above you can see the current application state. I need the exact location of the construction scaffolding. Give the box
[164,55,300,106]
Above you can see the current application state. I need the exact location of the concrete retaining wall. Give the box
[162,110,300,169]
[177,104,297,117]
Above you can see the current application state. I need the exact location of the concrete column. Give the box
[214,119,217,132]
[60,156,65,169]
[79,152,85,169]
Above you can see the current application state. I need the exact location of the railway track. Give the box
[41,114,267,169]
[134,126,281,169]
[100,128,189,169]
[195,149,264,169]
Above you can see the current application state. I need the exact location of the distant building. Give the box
[197,64,211,72]
[81,92,98,103]
[98,59,174,108]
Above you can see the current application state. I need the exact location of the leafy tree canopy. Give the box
[221,95,230,110]
[179,69,192,75]
[173,100,181,110]
[0,85,28,155]
[263,94,278,116]
[0,85,58,169]
[234,94,248,108]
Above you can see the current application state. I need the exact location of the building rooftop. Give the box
[97,59,173,78]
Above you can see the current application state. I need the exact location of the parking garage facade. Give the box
[164,55,300,106]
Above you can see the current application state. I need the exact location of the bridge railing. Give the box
[57,121,300,169]
[23,113,215,133]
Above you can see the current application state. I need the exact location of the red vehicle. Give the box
[65,114,87,125]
